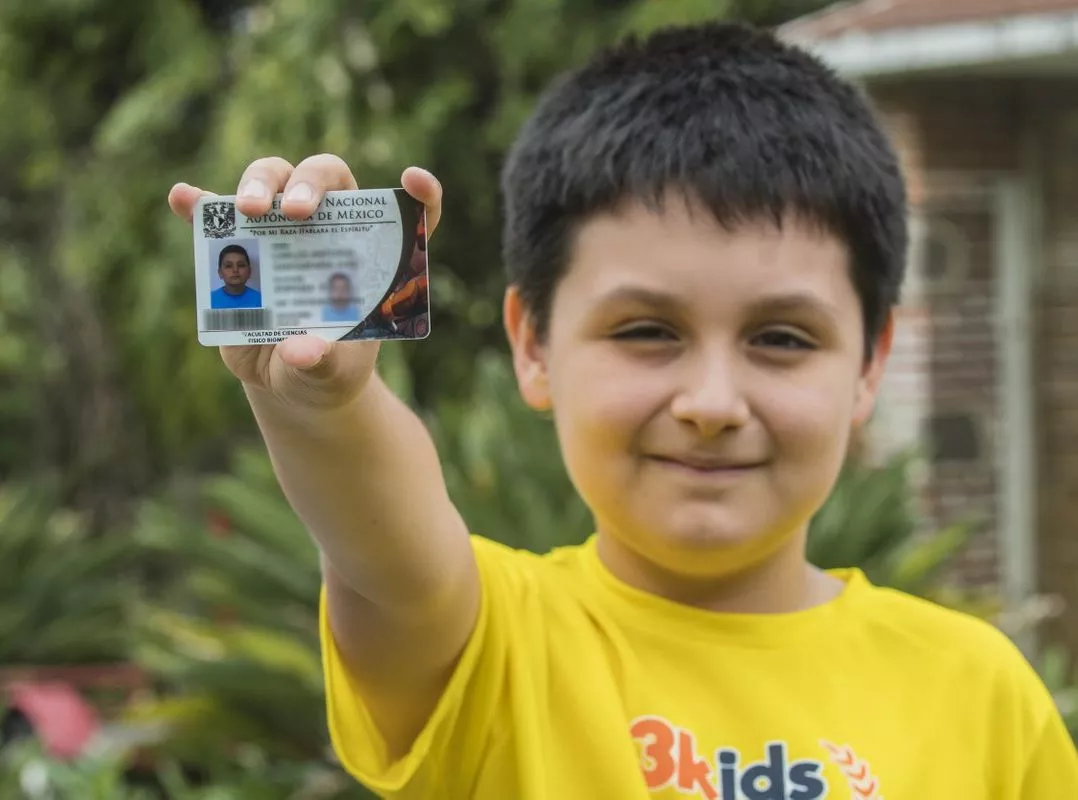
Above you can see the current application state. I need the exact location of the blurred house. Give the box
[782,0,1078,656]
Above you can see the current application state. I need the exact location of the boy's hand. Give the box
[168,155,442,410]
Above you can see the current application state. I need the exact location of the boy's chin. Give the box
[632,512,794,577]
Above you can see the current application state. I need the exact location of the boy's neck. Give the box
[595,530,843,615]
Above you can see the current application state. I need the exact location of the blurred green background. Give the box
[0,1,1074,798]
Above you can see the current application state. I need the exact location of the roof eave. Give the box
[781,9,1078,77]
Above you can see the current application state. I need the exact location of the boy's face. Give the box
[505,196,891,579]
[219,251,251,287]
[330,277,352,305]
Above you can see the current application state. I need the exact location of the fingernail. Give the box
[285,183,313,203]
[422,168,441,190]
[239,178,268,199]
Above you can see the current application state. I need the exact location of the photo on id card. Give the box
[193,188,429,346]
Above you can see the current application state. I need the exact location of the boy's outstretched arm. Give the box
[169,155,479,759]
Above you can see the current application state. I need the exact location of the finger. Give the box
[168,183,216,224]
[235,156,296,218]
[276,334,332,371]
[281,153,359,220]
[400,167,442,237]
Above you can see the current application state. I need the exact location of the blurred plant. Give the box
[0,0,833,528]
[427,349,592,554]
[0,0,241,531]
[0,483,140,666]
[1038,644,1078,740]
[0,737,359,800]
[807,451,976,599]
[128,448,374,798]
[0,738,152,800]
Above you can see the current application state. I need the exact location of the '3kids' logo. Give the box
[630,716,881,799]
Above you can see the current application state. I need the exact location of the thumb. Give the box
[277,335,332,371]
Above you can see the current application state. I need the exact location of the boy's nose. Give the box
[669,354,751,437]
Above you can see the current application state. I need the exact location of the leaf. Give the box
[887,523,972,593]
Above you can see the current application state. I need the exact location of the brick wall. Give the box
[1031,83,1078,653]
[868,80,1023,591]
[869,107,932,466]
[864,77,1078,655]
[926,206,1000,587]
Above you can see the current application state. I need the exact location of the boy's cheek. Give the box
[764,378,857,431]
[764,395,855,471]
[555,368,664,429]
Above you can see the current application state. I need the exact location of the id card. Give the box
[193,188,430,346]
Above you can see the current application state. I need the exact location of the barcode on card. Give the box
[202,308,273,331]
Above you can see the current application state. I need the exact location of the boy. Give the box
[168,20,1078,800]
[210,244,262,309]
[322,273,360,322]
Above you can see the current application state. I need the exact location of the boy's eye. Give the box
[752,329,815,350]
[612,324,676,341]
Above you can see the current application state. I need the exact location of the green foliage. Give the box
[129,450,375,798]
[807,452,975,597]
[152,756,365,800]
[0,739,153,800]
[1038,645,1078,740]
[132,461,325,764]
[429,349,591,553]
[0,738,361,800]
[0,483,139,665]
[0,0,834,519]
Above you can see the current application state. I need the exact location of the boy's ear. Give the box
[503,287,552,412]
[853,311,895,428]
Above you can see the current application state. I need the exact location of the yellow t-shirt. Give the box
[320,535,1078,799]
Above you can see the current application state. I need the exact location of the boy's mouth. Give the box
[648,454,766,473]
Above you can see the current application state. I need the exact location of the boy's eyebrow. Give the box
[748,292,841,320]
[592,286,683,311]
[592,286,841,320]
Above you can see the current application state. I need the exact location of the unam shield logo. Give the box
[203,201,236,238]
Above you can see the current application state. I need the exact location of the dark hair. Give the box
[329,272,353,286]
[218,244,250,269]
[500,21,907,357]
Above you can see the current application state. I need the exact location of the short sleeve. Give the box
[319,536,525,798]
